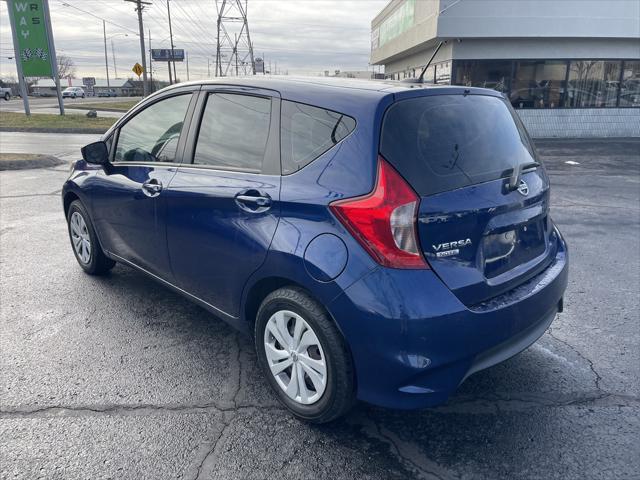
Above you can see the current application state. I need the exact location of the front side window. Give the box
[280,101,356,174]
[194,93,272,172]
[114,94,192,163]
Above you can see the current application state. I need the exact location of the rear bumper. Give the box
[329,232,568,410]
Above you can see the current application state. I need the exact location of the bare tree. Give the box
[57,55,76,79]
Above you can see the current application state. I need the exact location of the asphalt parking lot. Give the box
[0,137,638,479]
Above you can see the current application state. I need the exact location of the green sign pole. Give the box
[7,0,64,115]
[6,0,31,115]
[42,0,64,115]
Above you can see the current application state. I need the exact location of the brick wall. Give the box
[517,108,640,138]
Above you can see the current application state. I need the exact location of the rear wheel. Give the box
[255,287,356,423]
[67,200,115,275]
[3,92,9,101]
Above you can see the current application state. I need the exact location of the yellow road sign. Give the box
[132,62,143,77]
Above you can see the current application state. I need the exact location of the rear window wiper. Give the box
[507,161,540,191]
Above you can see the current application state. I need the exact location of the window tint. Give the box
[380,94,536,196]
[194,93,271,172]
[114,94,191,163]
[281,100,356,174]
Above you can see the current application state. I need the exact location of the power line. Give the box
[57,1,139,35]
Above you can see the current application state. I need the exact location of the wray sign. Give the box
[10,0,53,77]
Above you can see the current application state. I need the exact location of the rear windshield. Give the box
[380,94,536,196]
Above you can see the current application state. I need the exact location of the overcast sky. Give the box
[0,0,389,81]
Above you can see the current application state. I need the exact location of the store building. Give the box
[370,0,640,137]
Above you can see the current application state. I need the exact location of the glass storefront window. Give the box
[620,61,640,108]
[435,61,451,85]
[566,60,622,107]
[510,60,568,109]
[454,60,511,93]
[422,65,435,83]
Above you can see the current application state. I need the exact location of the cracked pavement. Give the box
[0,136,638,479]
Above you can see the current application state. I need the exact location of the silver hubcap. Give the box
[70,211,91,264]
[263,310,327,405]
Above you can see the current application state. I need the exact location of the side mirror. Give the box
[81,141,109,165]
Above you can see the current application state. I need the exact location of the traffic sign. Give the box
[132,62,143,77]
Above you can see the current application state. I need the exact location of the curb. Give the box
[0,127,107,134]
[65,106,128,113]
[0,155,66,171]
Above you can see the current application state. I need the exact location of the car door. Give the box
[90,87,199,280]
[165,87,281,319]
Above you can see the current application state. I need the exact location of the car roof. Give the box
[167,76,496,106]
[147,76,504,118]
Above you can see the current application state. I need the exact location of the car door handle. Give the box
[236,195,271,206]
[234,191,272,212]
[142,179,163,197]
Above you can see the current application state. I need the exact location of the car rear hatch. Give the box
[380,91,557,306]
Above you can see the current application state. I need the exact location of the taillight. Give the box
[330,156,428,269]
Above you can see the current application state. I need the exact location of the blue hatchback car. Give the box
[63,77,568,423]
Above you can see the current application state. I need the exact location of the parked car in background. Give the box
[0,86,11,101]
[62,86,85,99]
[62,78,568,423]
[97,89,118,97]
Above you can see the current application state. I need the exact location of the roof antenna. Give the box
[403,40,447,84]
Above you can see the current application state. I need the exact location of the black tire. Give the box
[66,200,115,275]
[3,93,9,101]
[255,287,356,423]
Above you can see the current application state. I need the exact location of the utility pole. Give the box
[148,28,153,93]
[186,52,190,81]
[207,57,211,78]
[103,21,110,88]
[124,0,150,96]
[166,0,177,82]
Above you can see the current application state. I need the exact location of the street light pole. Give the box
[166,0,177,82]
[111,39,118,78]
[103,20,110,88]
[148,28,153,93]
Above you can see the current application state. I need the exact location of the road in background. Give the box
[0,137,638,479]
[0,132,99,157]
[0,96,139,117]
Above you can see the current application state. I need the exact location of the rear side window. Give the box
[380,95,536,196]
[194,93,272,173]
[281,100,356,174]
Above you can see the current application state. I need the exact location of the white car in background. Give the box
[1,87,11,101]
[62,87,85,99]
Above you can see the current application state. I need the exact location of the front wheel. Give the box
[3,92,9,101]
[255,287,356,423]
[67,200,115,275]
